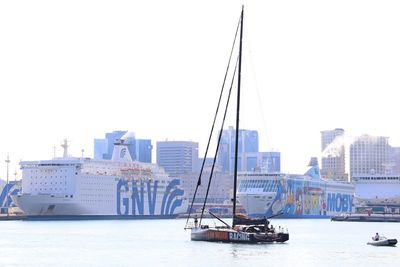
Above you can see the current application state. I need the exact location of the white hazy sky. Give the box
[1,0,400,178]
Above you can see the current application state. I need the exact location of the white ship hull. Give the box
[14,194,88,215]
[238,171,355,218]
[15,176,188,217]
[16,141,188,218]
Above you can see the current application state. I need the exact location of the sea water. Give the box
[0,218,399,267]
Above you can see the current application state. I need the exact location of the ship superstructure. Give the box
[352,174,400,214]
[14,140,188,218]
[237,159,355,218]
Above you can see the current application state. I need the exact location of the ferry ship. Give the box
[331,174,400,222]
[13,140,188,219]
[352,174,400,214]
[0,180,20,214]
[237,158,355,218]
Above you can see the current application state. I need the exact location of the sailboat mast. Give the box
[233,5,243,227]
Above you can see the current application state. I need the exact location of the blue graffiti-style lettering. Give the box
[116,178,184,216]
[342,195,348,211]
[335,193,342,212]
[165,188,184,215]
[327,193,353,212]
[0,184,20,207]
[161,179,181,215]
[131,181,144,215]
[117,180,129,215]
[147,181,158,215]
[349,195,353,211]
[169,198,183,215]
[327,193,336,212]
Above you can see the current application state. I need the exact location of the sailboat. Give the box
[185,6,289,244]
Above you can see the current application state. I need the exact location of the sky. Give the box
[1,0,400,179]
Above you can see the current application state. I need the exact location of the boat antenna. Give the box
[61,139,69,158]
[185,14,242,228]
[232,5,244,228]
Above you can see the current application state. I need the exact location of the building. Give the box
[156,141,198,177]
[238,151,280,173]
[93,139,107,160]
[350,134,390,177]
[94,131,124,160]
[180,171,231,204]
[388,147,400,175]
[136,139,152,163]
[352,174,400,214]
[320,128,347,180]
[94,130,152,163]
[218,126,259,173]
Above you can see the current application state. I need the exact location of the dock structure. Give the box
[331,213,400,222]
[0,214,27,221]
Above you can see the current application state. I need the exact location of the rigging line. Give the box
[248,48,269,142]
[185,14,242,228]
[247,46,276,172]
[199,55,239,226]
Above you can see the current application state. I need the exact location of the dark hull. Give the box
[23,214,178,221]
[0,215,27,221]
[367,239,397,246]
[332,214,400,222]
[191,228,289,243]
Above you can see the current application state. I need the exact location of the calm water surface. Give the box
[0,218,399,266]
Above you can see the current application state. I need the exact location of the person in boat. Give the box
[270,224,275,233]
[194,215,198,228]
[264,217,270,233]
[233,225,243,231]
[373,233,380,241]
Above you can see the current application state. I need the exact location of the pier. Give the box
[331,213,400,222]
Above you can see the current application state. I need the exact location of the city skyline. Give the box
[1,1,400,177]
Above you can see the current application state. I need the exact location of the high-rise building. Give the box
[93,139,107,160]
[350,134,390,177]
[136,139,153,163]
[156,141,198,177]
[180,171,231,204]
[103,131,127,160]
[94,131,152,163]
[320,128,347,180]
[261,152,281,173]
[218,126,259,173]
[237,151,280,173]
[389,146,400,174]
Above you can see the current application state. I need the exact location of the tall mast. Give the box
[232,5,243,227]
[5,154,10,216]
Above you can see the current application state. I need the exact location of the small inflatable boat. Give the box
[367,236,397,247]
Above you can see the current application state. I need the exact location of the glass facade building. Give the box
[94,130,152,163]
[156,141,198,177]
[218,126,259,173]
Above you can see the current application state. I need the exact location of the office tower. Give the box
[350,134,390,177]
[94,131,152,163]
[93,139,107,160]
[156,141,198,177]
[218,126,259,173]
[321,128,347,180]
[239,151,280,173]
